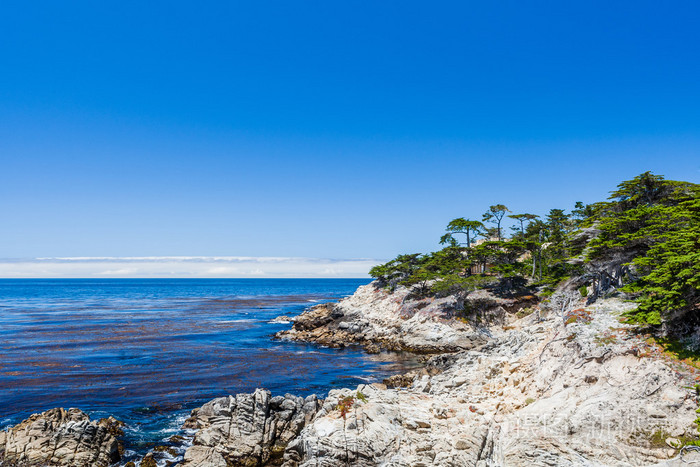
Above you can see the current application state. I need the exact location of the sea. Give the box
[0,279,419,464]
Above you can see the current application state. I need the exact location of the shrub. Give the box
[337,395,355,419]
[579,285,588,297]
[564,308,592,325]
[594,332,618,346]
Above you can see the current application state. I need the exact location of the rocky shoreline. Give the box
[274,284,535,354]
[2,282,700,466]
[179,390,321,467]
[0,408,124,466]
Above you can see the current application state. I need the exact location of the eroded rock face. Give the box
[276,284,497,354]
[281,297,700,467]
[282,383,498,467]
[0,408,123,466]
[5,285,697,467]
[181,389,322,467]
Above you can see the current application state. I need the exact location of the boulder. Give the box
[0,408,123,466]
[181,389,322,466]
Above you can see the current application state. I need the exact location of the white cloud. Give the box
[0,256,382,278]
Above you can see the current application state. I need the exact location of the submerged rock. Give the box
[181,389,322,467]
[0,408,123,466]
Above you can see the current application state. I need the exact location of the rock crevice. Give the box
[275,284,504,354]
[0,408,123,467]
[180,389,322,467]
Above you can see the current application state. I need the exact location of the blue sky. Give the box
[1,1,699,276]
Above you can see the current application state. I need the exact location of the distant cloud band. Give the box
[0,256,381,278]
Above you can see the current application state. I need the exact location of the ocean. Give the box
[0,279,419,464]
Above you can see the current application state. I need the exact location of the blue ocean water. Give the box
[0,279,418,463]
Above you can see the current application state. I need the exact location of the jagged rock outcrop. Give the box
[0,408,123,466]
[181,389,322,467]
[6,283,698,467]
[275,284,519,353]
[282,383,499,467]
[281,297,700,466]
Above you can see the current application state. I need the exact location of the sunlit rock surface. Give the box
[275,284,518,353]
[180,389,322,467]
[0,408,123,466]
[278,293,698,466]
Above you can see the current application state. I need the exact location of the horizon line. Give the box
[0,256,382,279]
[0,277,372,280]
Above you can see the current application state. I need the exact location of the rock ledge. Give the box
[0,408,123,467]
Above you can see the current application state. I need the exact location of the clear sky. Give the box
[1,1,699,277]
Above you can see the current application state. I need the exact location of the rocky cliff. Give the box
[0,408,123,466]
[3,282,699,466]
[275,284,534,354]
[178,282,699,466]
[278,292,699,466]
[180,389,322,467]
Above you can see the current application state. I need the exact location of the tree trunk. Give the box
[537,230,543,281]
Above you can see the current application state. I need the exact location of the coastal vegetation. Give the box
[370,172,699,341]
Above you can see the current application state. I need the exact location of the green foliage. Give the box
[370,171,698,333]
[441,218,484,248]
[370,246,477,297]
[571,201,596,227]
[538,263,583,287]
[429,274,499,297]
[369,253,424,290]
[631,191,700,324]
[588,173,699,325]
[508,213,539,236]
[609,171,670,208]
[482,204,510,241]
[579,285,588,297]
